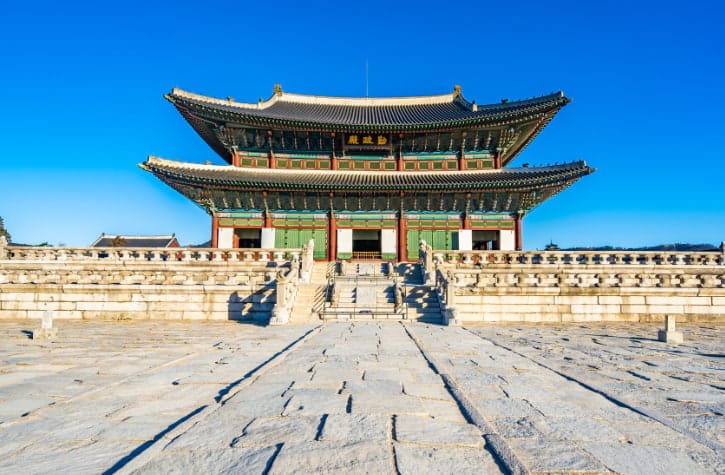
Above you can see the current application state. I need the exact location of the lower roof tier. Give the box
[141,156,593,215]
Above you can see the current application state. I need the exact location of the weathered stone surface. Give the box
[0,320,722,474]
[319,413,389,443]
[394,414,483,447]
[394,443,502,475]
[510,439,611,472]
[231,416,320,447]
[584,444,714,475]
[270,440,391,474]
[131,446,278,474]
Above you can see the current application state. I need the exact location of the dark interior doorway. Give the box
[472,230,499,251]
[352,229,381,258]
[234,228,262,248]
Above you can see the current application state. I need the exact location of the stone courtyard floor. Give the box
[0,320,722,474]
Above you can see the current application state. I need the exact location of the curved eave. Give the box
[167,93,569,133]
[140,156,593,193]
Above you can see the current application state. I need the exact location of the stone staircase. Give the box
[234,285,276,322]
[288,262,329,322]
[281,261,444,324]
[397,262,444,323]
[404,285,443,323]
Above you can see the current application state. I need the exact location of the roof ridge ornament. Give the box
[453,85,462,98]
[273,84,283,96]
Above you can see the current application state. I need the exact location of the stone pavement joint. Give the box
[112,325,323,474]
[0,321,722,474]
[403,324,530,475]
[468,328,724,453]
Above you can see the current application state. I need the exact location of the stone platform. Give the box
[0,320,721,474]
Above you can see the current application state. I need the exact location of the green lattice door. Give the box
[275,228,327,259]
[406,229,457,259]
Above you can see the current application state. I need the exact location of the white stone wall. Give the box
[261,228,276,249]
[337,229,352,256]
[0,261,276,321]
[381,229,396,256]
[458,230,472,251]
[499,230,515,250]
[439,266,725,323]
[218,228,234,248]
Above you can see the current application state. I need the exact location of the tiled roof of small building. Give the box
[140,156,593,192]
[166,86,569,129]
[91,234,179,248]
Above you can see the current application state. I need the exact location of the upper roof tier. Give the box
[166,85,571,163]
[167,86,569,129]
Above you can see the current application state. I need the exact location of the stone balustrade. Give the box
[1,243,301,265]
[0,241,307,322]
[430,249,724,268]
[423,241,725,324]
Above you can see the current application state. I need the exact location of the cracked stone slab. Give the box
[269,440,391,474]
[319,413,389,443]
[394,443,502,475]
[394,415,483,448]
[130,445,278,474]
[231,416,320,447]
[282,393,348,416]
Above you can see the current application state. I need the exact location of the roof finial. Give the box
[453,84,462,97]
[273,84,283,96]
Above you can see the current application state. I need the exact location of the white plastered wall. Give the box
[337,229,352,256]
[499,230,515,250]
[381,229,396,256]
[458,229,472,251]
[218,228,234,249]
[261,228,275,249]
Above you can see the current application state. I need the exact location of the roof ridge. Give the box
[167,87,565,111]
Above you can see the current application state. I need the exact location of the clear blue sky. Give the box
[1,0,723,248]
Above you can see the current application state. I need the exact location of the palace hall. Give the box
[141,85,593,260]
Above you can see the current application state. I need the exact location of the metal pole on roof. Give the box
[365,59,369,98]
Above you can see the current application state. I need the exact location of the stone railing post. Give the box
[270,264,300,326]
[720,241,725,265]
[300,239,314,283]
[0,236,7,260]
[418,240,434,285]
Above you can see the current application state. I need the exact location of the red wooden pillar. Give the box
[397,133,404,171]
[232,151,240,167]
[328,209,337,261]
[211,215,219,248]
[263,192,272,228]
[494,151,502,169]
[515,214,523,251]
[331,132,338,170]
[398,216,407,261]
[267,130,276,169]
[398,192,407,261]
[463,194,472,229]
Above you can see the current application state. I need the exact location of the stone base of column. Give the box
[32,327,57,340]
[444,308,462,327]
[657,329,683,344]
[269,308,290,325]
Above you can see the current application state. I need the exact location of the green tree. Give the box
[0,216,10,243]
